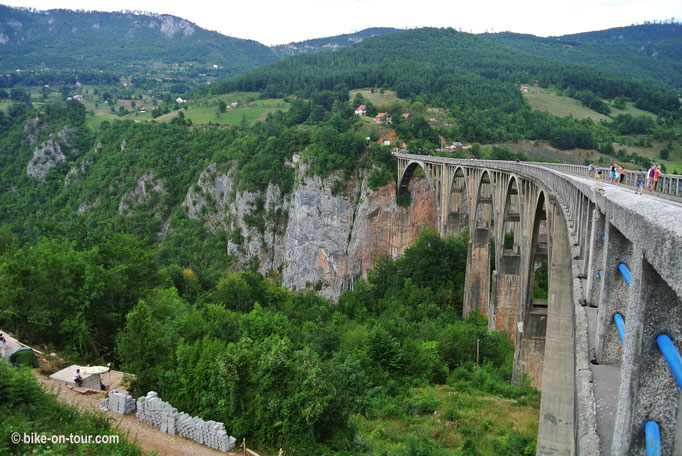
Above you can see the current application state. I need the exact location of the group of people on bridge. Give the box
[587,162,663,195]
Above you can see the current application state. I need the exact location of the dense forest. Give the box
[0,222,538,455]
[483,22,682,92]
[213,28,680,114]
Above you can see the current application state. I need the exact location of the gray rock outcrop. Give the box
[182,160,436,299]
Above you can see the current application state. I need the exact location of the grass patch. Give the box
[523,86,610,122]
[350,88,404,110]
[353,385,539,456]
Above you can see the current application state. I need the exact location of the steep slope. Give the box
[482,23,682,91]
[0,5,278,76]
[271,27,399,57]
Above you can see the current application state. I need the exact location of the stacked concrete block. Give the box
[104,391,136,415]
[135,391,236,452]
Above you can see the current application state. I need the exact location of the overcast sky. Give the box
[3,0,681,45]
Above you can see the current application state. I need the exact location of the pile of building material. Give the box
[136,391,236,453]
[99,390,136,415]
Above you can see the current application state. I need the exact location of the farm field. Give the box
[523,86,611,122]
[350,88,404,109]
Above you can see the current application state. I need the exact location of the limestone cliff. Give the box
[26,126,76,181]
[182,162,436,299]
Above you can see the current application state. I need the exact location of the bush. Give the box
[397,191,411,207]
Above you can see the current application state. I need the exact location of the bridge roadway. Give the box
[394,153,682,455]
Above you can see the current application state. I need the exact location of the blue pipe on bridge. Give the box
[645,421,661,456]
[618,263,631,286]
[656,335,682,392]
[614,313,625,343]
[598,269,602,278]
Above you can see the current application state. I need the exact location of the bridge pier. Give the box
[493,253,521,343]
[464,227,492,317]
[537,204,575,455]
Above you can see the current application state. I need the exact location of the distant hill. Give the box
[215,27,680,115]
[482,23,682,92]
[0,5,278,76]
[271,27,399,57]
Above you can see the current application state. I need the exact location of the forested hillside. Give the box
[215,28,679,114]
[483,22,682,92]
[0,6,277,79]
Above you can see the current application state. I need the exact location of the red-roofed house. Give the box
[375,112,391,124]
[355,104,367,116]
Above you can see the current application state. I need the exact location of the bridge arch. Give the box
[445,166,469,235]
[514,190,550,388]
[501,176,522,255]
[490,175,524,341]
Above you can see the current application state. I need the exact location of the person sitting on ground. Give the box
[635,169,645,195]
[73,368,84,387]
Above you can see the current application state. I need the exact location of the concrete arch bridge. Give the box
[394,152,682,455]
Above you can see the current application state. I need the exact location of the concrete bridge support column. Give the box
[612,258,682,455]
[463,227,491,317]
[595,223,634,364]
[537,204,575,455]
[585,207,605,307]
[493,253,522,343]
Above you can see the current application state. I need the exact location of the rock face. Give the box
[158,16,195,38]
[182,162,436,299]
[118,170,167,215]
[26,126,75,181]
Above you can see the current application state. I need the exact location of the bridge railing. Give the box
[506,161,681,198]
[398,151,682,198]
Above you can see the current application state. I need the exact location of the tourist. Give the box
[595,165,601,181]
[588,163,594,178]
[647,165,656,191]
[618,165,626,184]
[610,163,617,183]
[73,368,84,387]
[652,166,661,192]
[635,169,645,195]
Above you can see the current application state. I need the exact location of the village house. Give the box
[354,104,367,116]
[176,97,186,104]
[375,112,391,124]
[402,113,410,119]
[520,86,529,93]
[443,142,465,152]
